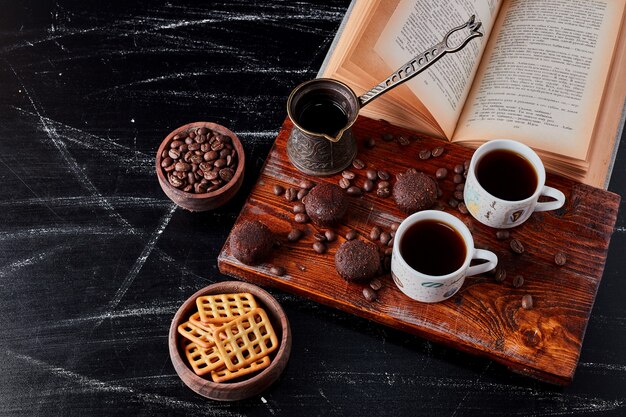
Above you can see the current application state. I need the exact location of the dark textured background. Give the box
[1,1,625,415]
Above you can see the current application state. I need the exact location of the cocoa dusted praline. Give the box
[334,240,380,282]
[230,220,274,265]
[304,183,348,227]
[393,170,437,213]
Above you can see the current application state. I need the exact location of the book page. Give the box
[454,0,626,160]
[374,0,502,138]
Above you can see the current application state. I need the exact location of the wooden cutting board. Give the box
[217,116,620,385]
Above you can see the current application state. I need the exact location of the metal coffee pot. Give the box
[286,15,483,176]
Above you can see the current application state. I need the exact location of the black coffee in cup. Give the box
[399,220,466,276]
[476,149,537,201]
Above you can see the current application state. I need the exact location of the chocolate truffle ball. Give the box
[304,183,348,227]
[335,240,380,282]
[393,170,437,213]
[230,220,274,265]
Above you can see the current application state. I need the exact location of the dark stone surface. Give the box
[0,1,625,415]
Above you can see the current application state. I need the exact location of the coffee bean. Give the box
[168,149,181,160]
[398,135,410,146]
[352,158,365,169]
[183,184,193,192]
[464,160,470,170]
[293,203,305,214]
[432,146,445,157]
[370,226,381,240]
[299,179,315,190]
[287,228,303,242]
[391,222,400,231]
[453,164,463,174]
[339,177,351,189]
[366,169,377,180]
[362,287,377,302]
[387,237,394,247]
[437,187,443,198]
[495,230,510,240]
[382,133,394,142]
[380,232,391,245]
[458,202,468,214]
[510,238,525,254]
[190,154,203,164]
[347,186,362,196]
[168,173,184,188]
[219,168,234,182]
[179,144,188,153]
[201,143,210,152]
[418,149,431,160]
[313,241,327,254]
[297,188,308,200]
[453,174,463,184]
[435,167,448,179]
[211,141,225,151]
[342,170,356,180]
[383,255,391,271]
[377,187,391,198]
[204,170,219,181]
[314,232,327,242]
[513,275,524,288]
[369,278,383,291]
[554,252,567,266]
[171,140,184,149]
[214,159,227,169]
[377,181,390,189]
[270,265,286,276]
[384,247,393,256]
[188,172,196,184]
[454,190,464,201]
[325,230,337,242]
[494,265,507,282]
[363,179,374,192]
[285,187,298,202]
[161,157,173,168]
[365,137,376,148]
[188,142,200,151]
[194,183,206,193]
[195,134,207,144]
[161,149,168,159]
[273,184,285,196]
[455,183,465,191]
[521,294,533,309]
[174,161,191,172]
[294,213,309,223]
[204,150,218,161]
[377,170,390,181]
[345,229,358,240]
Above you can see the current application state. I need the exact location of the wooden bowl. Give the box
[169,281,292,401]
[156,122,245,211]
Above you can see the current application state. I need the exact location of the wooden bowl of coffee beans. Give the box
[156,122,245,211]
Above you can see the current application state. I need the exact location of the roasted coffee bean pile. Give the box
[161,126,238,194]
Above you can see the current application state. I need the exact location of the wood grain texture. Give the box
[218,116,621,385]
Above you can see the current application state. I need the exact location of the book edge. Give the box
[317,0,357,78]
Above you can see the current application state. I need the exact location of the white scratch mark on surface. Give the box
[0,155,66,222]
[7,66,134,230]
[94,204,177,328]
[616,226,625,232]
[0,195,171,210]
[579,362,626,372]
[0,226,135,242]
[5,350,239,415]
[0,245,70,278]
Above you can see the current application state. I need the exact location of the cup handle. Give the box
[466,249,498,277]
[534,186,565,212]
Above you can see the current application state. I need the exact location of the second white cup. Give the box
[391,210,498,303]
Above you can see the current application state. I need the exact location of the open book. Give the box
[319,0,626,188]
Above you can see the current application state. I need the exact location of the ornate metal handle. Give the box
[358,15,483,108]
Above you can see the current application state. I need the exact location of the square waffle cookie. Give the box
[213,307,278,371]
[196,292,258,324]
[211,356,271,383]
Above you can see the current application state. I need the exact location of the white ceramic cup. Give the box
[463,139,566,229]
[391,210,498,303]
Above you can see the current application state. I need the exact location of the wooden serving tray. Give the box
[218,116,620,385]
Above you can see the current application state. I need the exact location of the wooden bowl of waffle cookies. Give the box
[169,281,292,401]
